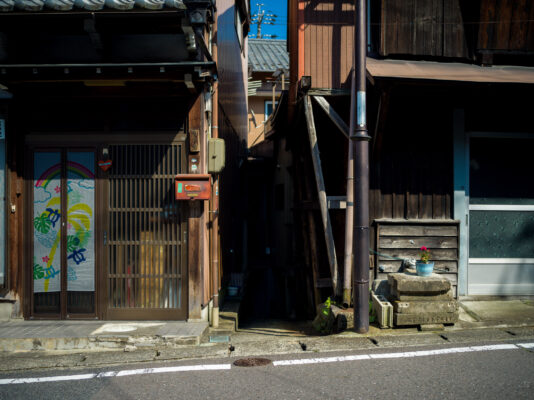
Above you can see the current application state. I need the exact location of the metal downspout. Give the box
[352,0,371,333]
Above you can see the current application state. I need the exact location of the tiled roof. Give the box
[0,0,186,12]
[248,39,288,73]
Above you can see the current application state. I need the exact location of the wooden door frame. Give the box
[25,144,100,320]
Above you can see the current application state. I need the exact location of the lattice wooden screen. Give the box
[107,144,186,313]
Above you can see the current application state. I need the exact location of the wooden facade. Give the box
[266,0,534,313]
[0,1,250,321]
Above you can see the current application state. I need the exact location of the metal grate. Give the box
[107,144,185,311]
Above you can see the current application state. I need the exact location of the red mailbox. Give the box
[175,174,211,200]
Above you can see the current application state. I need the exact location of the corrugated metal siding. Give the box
[302,0,355,89]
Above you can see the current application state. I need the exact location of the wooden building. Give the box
[247,39,288,148]
[259,0,534,314]
[0,0,250,321]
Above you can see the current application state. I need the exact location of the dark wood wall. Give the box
[379,0,473,59]
[478,0,534,53]
[379,0,534,63]
[370,85,453,223]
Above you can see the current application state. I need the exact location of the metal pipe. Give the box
[352,0,371,333]
[211,14,220,328]
[343,66,356,308]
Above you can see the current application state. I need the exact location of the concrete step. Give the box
[0,321,208,352]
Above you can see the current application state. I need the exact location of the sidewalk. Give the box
[0,300,533,372]
[0,320,208,352]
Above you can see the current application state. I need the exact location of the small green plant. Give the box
[419,246,431,263]
[322,297,331,315]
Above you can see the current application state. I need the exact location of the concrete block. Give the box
[393,300,458,314]
[394,311,459,326]
[372,293,393,329]
[0,303,12,321]
[388,273,451,294]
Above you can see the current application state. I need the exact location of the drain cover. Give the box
[233,358,272,367]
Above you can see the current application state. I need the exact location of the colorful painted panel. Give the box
[66,152,95,292]
[33,152,62,293]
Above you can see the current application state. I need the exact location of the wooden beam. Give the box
[303,95,341,297]
[312,95,349,139]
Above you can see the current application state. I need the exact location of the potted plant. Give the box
[416,246,434,277]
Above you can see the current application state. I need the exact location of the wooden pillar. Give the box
[187,95,205,320]
[7,102,24,316]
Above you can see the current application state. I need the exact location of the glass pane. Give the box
[469,210,534,258]
[67,152,95,314]
[33,152,61,313]
[470,138,534,205]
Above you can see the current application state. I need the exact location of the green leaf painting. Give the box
[34,213,51,234]
[34,264,44,280]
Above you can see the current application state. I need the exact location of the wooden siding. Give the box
[380,0,471,59]
[300,0,355,89]
[369,86,453,223]
[376,220,459,297]
[477,0,534,53]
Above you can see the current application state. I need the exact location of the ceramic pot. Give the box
[416,261,434,277]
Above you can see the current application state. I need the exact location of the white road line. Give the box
[272,343,533,366]
[1,342,533,385]
[0,364,231,385]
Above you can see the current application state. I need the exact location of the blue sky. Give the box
[250,1,287,40]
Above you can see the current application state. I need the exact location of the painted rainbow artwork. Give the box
[35,161,95,189]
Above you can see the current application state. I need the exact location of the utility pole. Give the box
[352,0,371,333]
[251,3,277,39]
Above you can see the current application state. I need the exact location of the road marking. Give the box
[0,364,231,385]
[273,343,533,366]
[1,342,533,385]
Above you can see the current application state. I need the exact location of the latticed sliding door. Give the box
[106,143,187,320]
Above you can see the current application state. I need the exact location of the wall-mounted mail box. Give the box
[175,174,211,200]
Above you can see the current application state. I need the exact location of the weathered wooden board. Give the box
[304,95,340,296]
[378,260,458,274]
[377,248,457,261]
[379,236,457,249]
[379,225,458,237]
[478,0,534,52]
[380,0,470,59]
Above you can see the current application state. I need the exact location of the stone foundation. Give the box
[388,272,459,327]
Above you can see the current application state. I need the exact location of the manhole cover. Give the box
[233,358,272,367]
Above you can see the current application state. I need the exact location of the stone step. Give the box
[393,300,458,314]
[391,289,454,301]
[388,272,451,294]
[394,311,459,326]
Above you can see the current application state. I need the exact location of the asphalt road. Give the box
[0,341,533,400]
